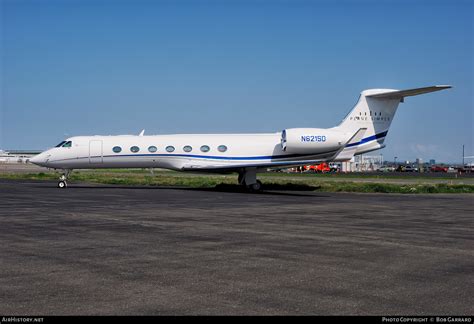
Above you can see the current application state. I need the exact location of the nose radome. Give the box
[29,154,43,165]
[30,152,50,166]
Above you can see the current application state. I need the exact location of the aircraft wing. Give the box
[181,158,330,173]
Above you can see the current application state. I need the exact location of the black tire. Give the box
[247,180,262,192]
[58,181,67,188]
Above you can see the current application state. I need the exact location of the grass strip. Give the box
[1,171,473,194]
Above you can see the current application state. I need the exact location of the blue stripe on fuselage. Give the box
[345,130,388,148]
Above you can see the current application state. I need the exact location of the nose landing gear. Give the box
[58,170,72,188]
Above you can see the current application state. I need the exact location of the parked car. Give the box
[396,165,417,172]
[458,165,474,173]
[430,165,448,172]
[378,166,395,172]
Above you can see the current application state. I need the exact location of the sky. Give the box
[1,0,472,163]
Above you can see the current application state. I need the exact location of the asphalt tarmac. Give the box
[0,179,473,315]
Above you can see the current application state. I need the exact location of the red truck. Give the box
[304,163,333,173]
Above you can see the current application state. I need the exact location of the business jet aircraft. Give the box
[30,85,451,190]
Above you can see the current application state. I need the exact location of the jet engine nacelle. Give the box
[281,128,347,154]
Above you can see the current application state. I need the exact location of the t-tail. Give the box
[332,85,451,157]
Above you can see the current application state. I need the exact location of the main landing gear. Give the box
[58,169,72,188]
[238,168,263,192]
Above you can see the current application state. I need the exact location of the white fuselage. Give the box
[31,132,353,172]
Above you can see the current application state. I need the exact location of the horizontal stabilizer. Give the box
[333,128,367,162]
[366,85,451,99]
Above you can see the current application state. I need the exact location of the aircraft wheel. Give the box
[58,181,67,188]
[247,180,262,192]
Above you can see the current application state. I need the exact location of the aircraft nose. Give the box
[30,152,50,167]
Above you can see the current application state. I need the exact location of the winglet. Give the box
[139,129,145,136]
[332,128,367,162]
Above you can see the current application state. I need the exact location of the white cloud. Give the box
[409,143,439,158]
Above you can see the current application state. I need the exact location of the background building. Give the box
[341,155,384,172]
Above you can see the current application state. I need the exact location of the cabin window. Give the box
[217,145,227,152]
[113,146,122,153]
[130,146,140,153]
[148,146,157,153]
[183,145,192,152]
[55,141,66,147]
[166,146,175,153]
[200,145,210,153]
[62,141,72,148]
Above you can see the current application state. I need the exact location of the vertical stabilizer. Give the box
[333,85,451,155]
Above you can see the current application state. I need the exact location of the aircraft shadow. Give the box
[184,183,325,197]
[45,182,327,197]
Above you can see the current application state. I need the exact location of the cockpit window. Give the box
[62,141,72,148]
[55,141,66,147]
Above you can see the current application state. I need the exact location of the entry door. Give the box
[89,140,103,164]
